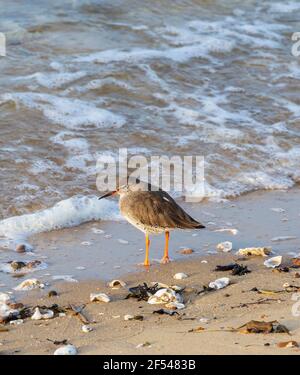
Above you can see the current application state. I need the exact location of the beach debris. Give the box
[272,266,289,273]
[237,320,290,334]
[271,236,297,242]
[47,338,68,345]
[264,256,282,268]
[283,283,300,292]
[292,258,300,268]
[277,341,299,348]
[15,244,27,253]
[209,277,230,290]
[54,344,77,355]
[179,248,194,255]
[250,287,283,295]
[153,309,179,316]
[201,260,208,264]
[0,260,47,274]
[67,304,90,324]
[216,241,233,253]
[136,342,151,348]
[31,307,54,320]
[124,314,144,321]
[214,228,238,235]
[126,283,161,301]
[90,293,110,303]
[214,263,251,276]
[270,208,285,213]
[82,325,93,333]
[237,247,271,257]
[9,319,23,325]
[231,298,283,309]
[118,239,129,244]
[48,290,58,297]
[14,278,45,291]
[173,272,188,280]
[148,288,183,305]
[52,275,78,283]
[165,302,185,310]
[108,279,126,289]
[188,326,205,333]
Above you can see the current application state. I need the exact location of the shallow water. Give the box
[0,0,300,238]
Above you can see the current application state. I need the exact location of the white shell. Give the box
[209,277,230,290]
[0,293,12,303]
[82,325,93,333]
[148,288,183,305]
[237,247,272,257]
[264,256,282,268]
[108,279,126,289]
[216,241,233,252]
[54,345,77,355]
[124,314,134,321]
[14,278,45,291]
[9,319,23,325]
[31,307,54,320]
[90,293,110,303]
[173,273,188,280]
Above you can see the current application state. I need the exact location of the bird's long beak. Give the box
[98,191,117,200]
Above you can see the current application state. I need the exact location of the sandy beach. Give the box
[1,253,300,355]
[1,188,300,355]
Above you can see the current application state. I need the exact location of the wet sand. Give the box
[1,187,300,354]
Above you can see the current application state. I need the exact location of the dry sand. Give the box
[1,253,300,355]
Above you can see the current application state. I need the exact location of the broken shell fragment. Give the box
[237,247,272,257]
[124,314,144,321]
[31,307,54,320]
[54,344,77,355]
[277,341,299,348]
[165,302,185,310]
[209,277,230,290]
[82,325,93,333]
[14,278,45,291]
[108,279,126,289]
[264,256,282,268]
[148,288,183,305]
[173,273,188,280]
[90,293,110,303]
[216,241,233,253]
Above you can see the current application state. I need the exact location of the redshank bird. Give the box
[98,180,205,266]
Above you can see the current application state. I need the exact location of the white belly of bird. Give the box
[122,212,166,234]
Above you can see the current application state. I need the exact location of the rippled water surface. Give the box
[1,0,300,224]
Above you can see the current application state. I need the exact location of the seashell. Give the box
[165,302,185,310]
[216,241,233,252]
[31,307,54,320]
[82,325,93,333]
[9,319,23,325]
[0,293,12,303]
[237,247,271,257]
[90,293,110,303]
[108,279,126,289]
[14,278,45,291]
[264,256,282,268]
[148,288,183,305]
[54,344,77,355]
[173,272,188,280]
[201,260,208,264]
[214,228,238,235]
[209,277,230,290]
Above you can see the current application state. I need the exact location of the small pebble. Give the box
[16,244,26,253]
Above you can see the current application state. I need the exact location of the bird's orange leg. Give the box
[144,232,150,267]
[160,231,170,264]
